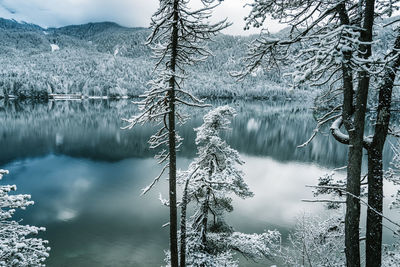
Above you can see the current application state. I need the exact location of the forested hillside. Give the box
[0,18,293,100]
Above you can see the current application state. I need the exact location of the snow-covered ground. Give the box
[50,44,59,52]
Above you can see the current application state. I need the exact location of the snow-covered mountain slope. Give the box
[0,18,294,99]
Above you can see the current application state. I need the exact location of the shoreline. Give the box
[0,93,301,102]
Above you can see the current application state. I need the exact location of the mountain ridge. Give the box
[0,18,298,100]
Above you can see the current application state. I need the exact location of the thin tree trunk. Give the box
[180,178,190,267]
[201,188,211,246]
[365,31,400,267]
[168,0,179,266]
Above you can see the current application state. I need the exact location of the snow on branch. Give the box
[280,213,345,266]
[330,117,350,145]
[0,170,50,266]
[307,184,400,230]
[159,193,170,207]
[171,106,282,266]
[238,0,396,89]
[141,164,169,196]
[330,117,372,148]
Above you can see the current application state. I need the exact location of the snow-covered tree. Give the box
[281,211,400,267]
[239,1,400,265]
[175,106,281,266]
[122,1,229,266]
[0,169,50,266]
[281,213,345,267]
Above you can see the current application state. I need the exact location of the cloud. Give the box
[0,0,158,28]
[0,0,284,35]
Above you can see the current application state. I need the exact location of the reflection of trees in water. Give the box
[1,99,392,168]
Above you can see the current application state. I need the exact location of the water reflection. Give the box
[0,99,398,266]
[5,156,171,266]
[0,99,352,167]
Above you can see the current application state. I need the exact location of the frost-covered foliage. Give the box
[124,1,229,266]
[310,166,366,210]
[280,212,400,267]
[240,1,398,83]
[0,169,50,266]
[171,226,280,267]
[383,242,400,267]
[0,19,150,99]
[387,141,400,211]
[241,3,400,264]
[281,213,345,267]
[181,106,253,205]
[173,106,281,266]
[238,1,400,143]
[123,0,228,193]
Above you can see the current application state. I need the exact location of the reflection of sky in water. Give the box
[232,157,329,229]
[2,154,399,266]
[4,155,171,266]
[0,100,399,266]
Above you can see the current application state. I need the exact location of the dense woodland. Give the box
[0,18,290,100]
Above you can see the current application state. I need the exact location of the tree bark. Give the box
[366,148,383,266]
[168,0,179,266]
[343,1,374,266]
[336,3,364,266]
[200,188,211,246]
[344,142,363,267]
[365,31,400,267]
[179,178,190,267]
[336,3,353,131]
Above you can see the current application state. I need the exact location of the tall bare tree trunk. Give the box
[366,148,383,266]
[168,0,179,266]
[336,3,363,266]
[344,138,363,267]
[365,32,400,267]
[344,1,375,266]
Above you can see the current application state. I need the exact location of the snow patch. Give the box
[50,44,59,52]
[251,66,263,77]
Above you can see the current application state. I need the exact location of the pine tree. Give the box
[123,1,229,265]
[176,106,280,266]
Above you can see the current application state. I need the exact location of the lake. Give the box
[0,99,398,266]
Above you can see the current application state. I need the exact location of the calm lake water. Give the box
[0,99,398,266]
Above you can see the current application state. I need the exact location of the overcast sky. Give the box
[0,0,284,35]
